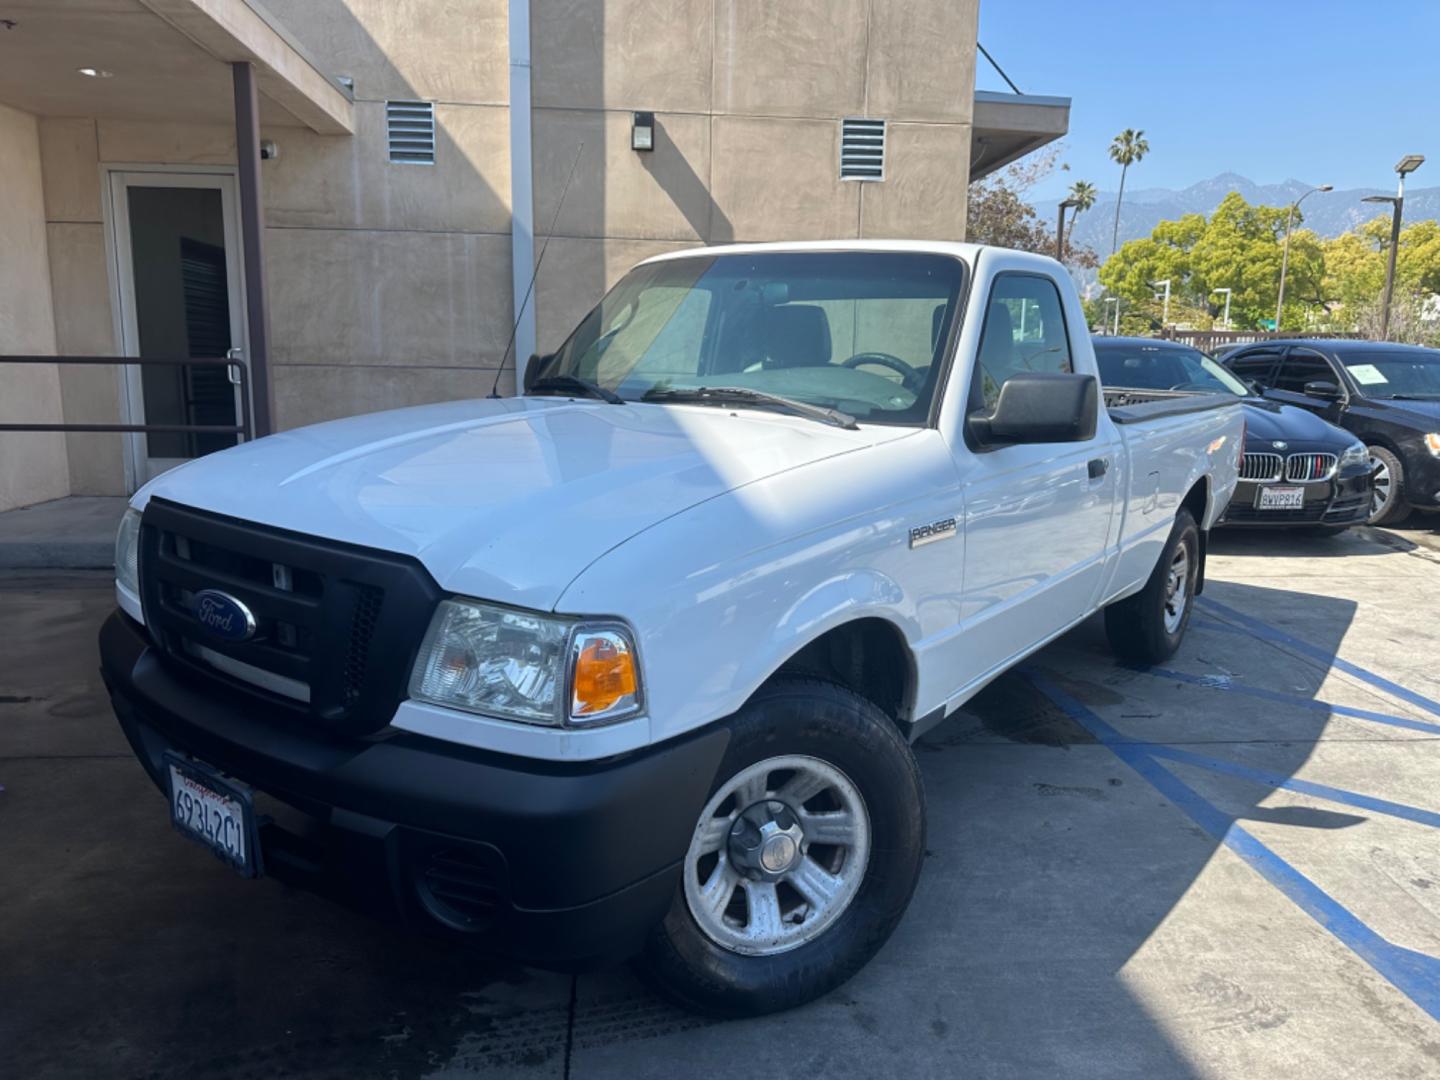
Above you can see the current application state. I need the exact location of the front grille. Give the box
[138,499,441,734]
[1286,452,1337,483]
[1240,452,1283,482]
[1223,501,1329,524]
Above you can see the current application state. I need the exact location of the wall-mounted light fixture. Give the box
[77,67,114,78]
[260,139,278,161]
[631,111,655,152]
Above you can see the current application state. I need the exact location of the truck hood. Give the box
[136,397,908,610]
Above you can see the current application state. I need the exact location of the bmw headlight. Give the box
[1339,441,1368,469]
[115,508,142,597]
[409,598,643,727]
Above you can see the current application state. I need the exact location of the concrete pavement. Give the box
[2,524,1440,1077]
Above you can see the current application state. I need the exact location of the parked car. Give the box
[99,242,1243,1017]
[1094,337,1372,531]
[1221,340,1440,524]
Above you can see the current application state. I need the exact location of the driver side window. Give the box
[973,274,1073,410]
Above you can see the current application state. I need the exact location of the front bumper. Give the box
[1217,465,1372,527]
[100,611,729,971]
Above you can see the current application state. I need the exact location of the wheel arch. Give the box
[757,616,918,735]
[1180,475,1209,594]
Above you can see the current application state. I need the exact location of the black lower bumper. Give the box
[100,611,729,971]
[1218,468,1372,527]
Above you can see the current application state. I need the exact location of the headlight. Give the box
[1339,441,1368,469]
[1424,433,1440,457]
[115,509,141,597]
[409,598,643,727]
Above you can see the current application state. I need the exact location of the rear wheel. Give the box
[639,678,925,1017]
[1367,446,1409,526]
[1105,508,1200,664]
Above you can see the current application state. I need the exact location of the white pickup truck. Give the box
[101,241,1242,1016]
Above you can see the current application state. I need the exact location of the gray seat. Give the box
[756,305,833,370]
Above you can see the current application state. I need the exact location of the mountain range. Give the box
[1051,172,1440,256]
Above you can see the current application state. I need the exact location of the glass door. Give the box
[108,171,248,485]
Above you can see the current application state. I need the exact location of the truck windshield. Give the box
[531,251,966,425]
[1093,342,1248,396]
[1340,349,1440,398]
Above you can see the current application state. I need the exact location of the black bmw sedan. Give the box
[1094,337,1373,531]
[1221,340,1440,524]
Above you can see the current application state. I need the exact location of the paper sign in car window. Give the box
[1347,364,1388,385]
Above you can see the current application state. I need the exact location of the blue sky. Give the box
[977,0,1440,201]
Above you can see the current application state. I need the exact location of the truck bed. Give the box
[1104,387,1241,425]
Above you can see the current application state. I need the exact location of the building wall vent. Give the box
[387,100,436,165]
[840,117,886,181]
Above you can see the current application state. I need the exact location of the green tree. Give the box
[1065,179,1097,249]
[967,148,1098,268]
[1108,129,1150,255]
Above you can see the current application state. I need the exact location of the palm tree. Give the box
[1108,129,1150,255]
[1065,179,1097,249]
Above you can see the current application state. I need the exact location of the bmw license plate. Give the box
[164,753,259,877]
[1257,485,1305,511]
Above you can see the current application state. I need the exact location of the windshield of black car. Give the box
[1093,342,1248,396]
[1340,350,1440,397]
[531,251,966,425]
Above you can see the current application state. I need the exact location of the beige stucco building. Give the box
[0,0,1067,512]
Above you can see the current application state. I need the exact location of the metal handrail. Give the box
[0,355,252,438]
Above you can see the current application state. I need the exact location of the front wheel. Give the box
[1105,508,1200,664]
[638,678,925,1017]
[1367,446,1409,526]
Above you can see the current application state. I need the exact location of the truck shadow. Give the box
[0,573,1396,1078]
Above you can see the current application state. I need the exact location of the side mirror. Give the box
[1303,380,1342,401]
[968,372,1098,448]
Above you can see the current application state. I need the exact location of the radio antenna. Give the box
[489,143,584,398]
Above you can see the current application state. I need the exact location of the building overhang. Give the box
[0,0,353,134]
[970,90,1071,181]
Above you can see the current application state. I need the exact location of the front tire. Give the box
[1367,446,1409,526]
[638,678,925,1017]
[1105,508,1200,664]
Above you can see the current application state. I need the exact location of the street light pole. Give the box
[1103,297,1120,335]
[1364,155,1424,340]
[1275,183,1331,330]
[1212,287,1232,330]
[1151,279,1171,327]
[1056,197,1080,262]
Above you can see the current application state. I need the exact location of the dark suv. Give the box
[1222,340,1440,524]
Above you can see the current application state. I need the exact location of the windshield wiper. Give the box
[642,386,858,430]
[1384,393,1440,400]
[528,374,625,404]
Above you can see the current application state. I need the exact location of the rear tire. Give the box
[1367,446,1409,526]
[638,678,925,1017]
[1105,508,1200,664]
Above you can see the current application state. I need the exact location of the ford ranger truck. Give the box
[100,241,1243,1016]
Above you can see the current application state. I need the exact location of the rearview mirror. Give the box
[1303,380,1342,401]
[967,373,1098,448]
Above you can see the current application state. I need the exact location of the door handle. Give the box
[1087,457,1109,479]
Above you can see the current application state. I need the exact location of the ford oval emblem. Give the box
[192,589,257,641]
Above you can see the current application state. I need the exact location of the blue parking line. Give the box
[1145,743,1440,830]
[1022,669,1440,1023]
[1137,665,1440,737]
[1197,597,1440,720]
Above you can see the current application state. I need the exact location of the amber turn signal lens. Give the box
[571,630,639,718]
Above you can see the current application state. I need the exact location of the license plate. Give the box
[164,753,259,877]
[1257,485,1305,510]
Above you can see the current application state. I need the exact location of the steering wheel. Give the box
[842,352,925,393]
